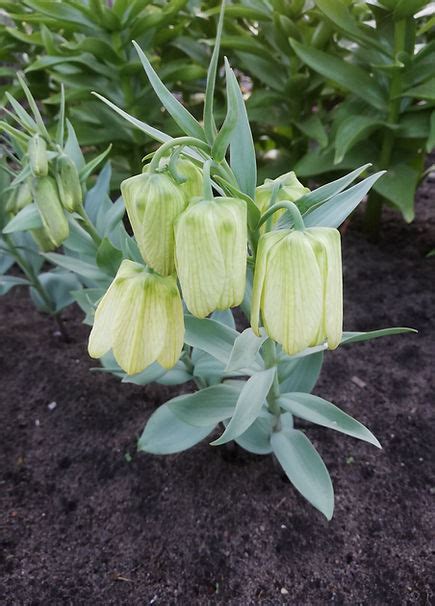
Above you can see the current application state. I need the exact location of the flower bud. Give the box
[32,176,69,248]
[28,134,48,177]
[15,180,33,211]
[30,227,56,252]
[251,227,342,355]
[255,171,309,228]
[56,154,83,212]
[121,172,186,276]
[173,156,203,201]
[5,181,33,214]
[175,197,247,318]
[88,260,184,375]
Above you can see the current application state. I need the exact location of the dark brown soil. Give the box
[1,177,434,606]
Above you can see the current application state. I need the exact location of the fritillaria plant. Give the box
[83,3,414,519]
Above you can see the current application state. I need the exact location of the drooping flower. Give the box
[56,154,83,213]
[251,227,342,355]
[175,197,247,318]
[28,134,48,177]
[88,260,184,375]
[121,171,186,276]
[32,176,69,248]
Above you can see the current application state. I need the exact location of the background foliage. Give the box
[1,0,434,224]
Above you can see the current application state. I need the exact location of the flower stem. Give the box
[262,339,282,419]
[149,136,210,173]
[258,200,305,231]
[76,207,102,246]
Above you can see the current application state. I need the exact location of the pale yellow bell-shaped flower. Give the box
[255,171,309,229]
[88,260,184,375]
[175,197,247,318]
[251,227,342,355]
[121,172,187,276]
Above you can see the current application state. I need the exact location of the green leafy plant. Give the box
[0,0,205,180]
[0,73,111,333]
[39,3,414,520]
[204,0,435,233]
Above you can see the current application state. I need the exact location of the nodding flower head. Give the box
[251,227,342,355]
[88,260,184,375]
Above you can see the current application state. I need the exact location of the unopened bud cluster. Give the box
[5,135,85,251]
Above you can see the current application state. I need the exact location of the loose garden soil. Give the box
[1,177,434,605]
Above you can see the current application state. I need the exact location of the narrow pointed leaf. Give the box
[341,327,417,344]
[278,351,324,393]
[138,404,214,455]
[43,252,110,282]
[203,0,226,142]
[278,165,372,229]
[228,69,257,197]
[225,328,267,372]
[79,144,112,182]
[3,204,42,233]
[184,315,239,364]
[211,367,276,445]
[279,393,381,448]
[211,58,239,162]
[168,384,240,427]
[304,171,385,228]
[271,428,334,520]
[290,39,387,110]
[56,84,65,147]
[132,40,205,141]
[17,72,50,139]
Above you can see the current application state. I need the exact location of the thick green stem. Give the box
[364,18,407,237]
[262,339,282,419]
[76,207,102,246]
[149,137,210,173]
[258,200,305,231]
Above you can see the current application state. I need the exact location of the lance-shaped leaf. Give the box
[278,351,324,393]
[211,367,276,445]
[315,0,385,52]
[168,384,240,427]
[334,116,383,164]
[278,164,371,228]
[138,404,215,455]
[233,411,294,455]
[92,92,171,144]
[203,0,226,142]
[225,328,267,372]
[3,204,42,233]
[184,315,239,364]
[211,58,239,162]
[79,144,112,182]
[303,171,385,228]
[228,67,257,198]
[290,39,387,111]
[132,40,205,141]
[17,72,50,139]
[341,327,417,344]
[373,164,419,223]
[43,252,110,283]
[0,275,29,295]
[279,393,381,448]
[271,428,334,520]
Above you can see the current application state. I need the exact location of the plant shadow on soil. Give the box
[1,176,434,606]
